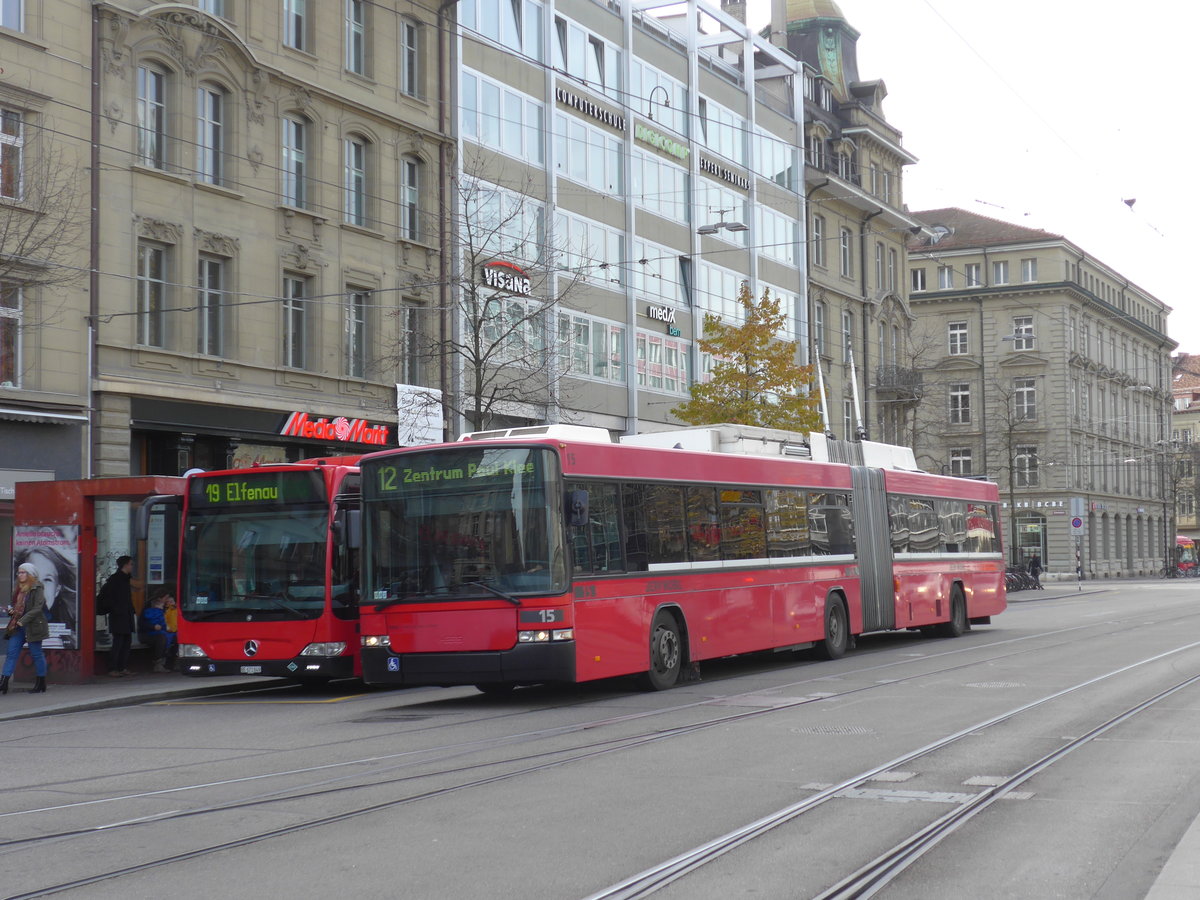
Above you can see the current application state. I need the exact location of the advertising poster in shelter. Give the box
[11,525,80,650]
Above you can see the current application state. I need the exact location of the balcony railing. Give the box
[874,365,923,400]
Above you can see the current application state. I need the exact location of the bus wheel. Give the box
[938,587,969,638]
[636,611,682,691]
[475,682,515,696]
[818,597,849,660]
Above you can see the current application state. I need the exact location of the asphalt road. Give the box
[4,580,1200,899]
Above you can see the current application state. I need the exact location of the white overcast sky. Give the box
[759,0,1199,354]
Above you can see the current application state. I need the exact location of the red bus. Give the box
[1176,535,1196,572]
[171,459,362,681]
[357,426,1005,692]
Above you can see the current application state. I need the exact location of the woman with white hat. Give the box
[2,562,50,694]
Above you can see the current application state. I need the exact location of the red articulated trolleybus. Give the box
[357,424,1006,692]
[169,459,362,681]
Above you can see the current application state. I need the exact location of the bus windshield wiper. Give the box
[249,591,306,618]
[470,580,522,606]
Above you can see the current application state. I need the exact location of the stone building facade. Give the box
[908,207,1176,578]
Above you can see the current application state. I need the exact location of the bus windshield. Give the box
[180,472,338,619]
[363,446,567,605]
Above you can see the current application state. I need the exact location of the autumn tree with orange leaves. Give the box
[672,283,820,432]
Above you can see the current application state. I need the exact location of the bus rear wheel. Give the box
[937,587,969,638]
[636,611,682,691]
[818,596,849,660]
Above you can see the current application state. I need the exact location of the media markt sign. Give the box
[280,411,391,446]
[481,260,532,296]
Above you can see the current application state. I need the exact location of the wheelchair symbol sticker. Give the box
[387,657,400,672]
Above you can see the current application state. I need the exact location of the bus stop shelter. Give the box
[10,476,185,683]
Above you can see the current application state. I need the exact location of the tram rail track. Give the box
[1,609,1179,838]
[582,641,1200,899]
[5,603,1200,897]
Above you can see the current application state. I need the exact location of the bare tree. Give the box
[1,113,86,386]
[0,113,86,306]
[394,160,587,435]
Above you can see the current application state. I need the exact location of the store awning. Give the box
[0,407,88,425]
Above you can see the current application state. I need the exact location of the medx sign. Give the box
[646,305,676,324]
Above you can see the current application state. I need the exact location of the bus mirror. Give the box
[134,495,181,541]
[567,490,589,527]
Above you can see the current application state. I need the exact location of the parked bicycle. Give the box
[1005,566,1043,592]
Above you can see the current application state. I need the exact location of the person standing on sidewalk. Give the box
[96,556,135,677]
[1,563,50,695]
[1028,553,1044,589]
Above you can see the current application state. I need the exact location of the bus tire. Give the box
[818,596,849,660]
[636,610,683,691]
[938,586,969,638]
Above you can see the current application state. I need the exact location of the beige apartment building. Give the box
[1169,354,1200,550]
[908,207,1177,578]
[782,0,922,445]
[1,0,450,584]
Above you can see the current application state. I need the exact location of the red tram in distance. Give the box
[357,425,1006,692]
[167,459,362,681]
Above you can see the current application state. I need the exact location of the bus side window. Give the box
[906,498,939,552]
[622,483,649,571]
[567,482,623,574]
[686,487,721,562]
[719,488,765,560]
[765,488,810,557]
[965,502,996,553]
[625,483,686,567]
[938,500,967,553]
[888,494,910,553]
[811,492,854,555]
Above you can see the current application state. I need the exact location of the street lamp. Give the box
[698,207,747,235]
[697,220,748,235]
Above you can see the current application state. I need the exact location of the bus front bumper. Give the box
[179,655,357,679]
[360,642,576,687]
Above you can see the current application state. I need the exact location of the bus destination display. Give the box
[190,470,326,508]
[366,450,542,497]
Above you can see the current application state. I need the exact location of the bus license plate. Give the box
[240,665,262,674]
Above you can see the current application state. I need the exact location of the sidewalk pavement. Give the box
[1007,575,1176,602]
[0,671,289,722]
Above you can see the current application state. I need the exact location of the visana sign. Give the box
[481,261,533,296]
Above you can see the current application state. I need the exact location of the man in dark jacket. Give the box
[97,556,135,676]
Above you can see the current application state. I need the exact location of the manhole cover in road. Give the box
[965,682,1026,688]
[790,725,875,735]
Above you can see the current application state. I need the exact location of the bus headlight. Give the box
[361,635,391,648]
[178,644,205,658]
[300,642,347,657]
[518,629,574,643]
